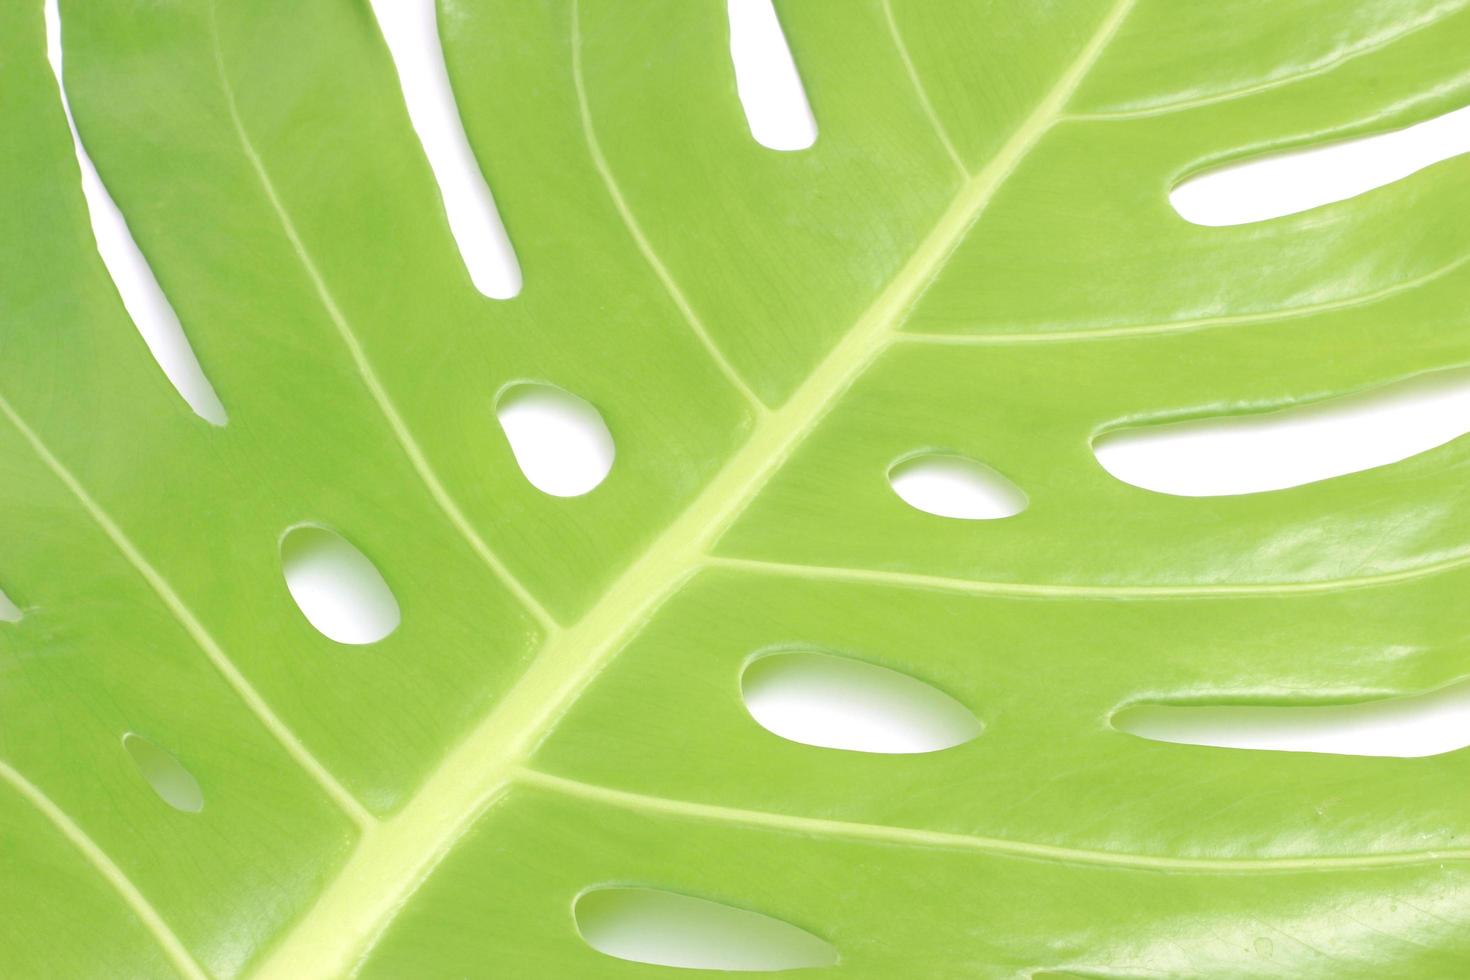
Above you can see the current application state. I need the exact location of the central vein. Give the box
[250,1,1134,974]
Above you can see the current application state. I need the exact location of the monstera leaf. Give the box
[3,0,1469,975]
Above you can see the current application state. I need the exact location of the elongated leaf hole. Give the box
[742,651,981,754]
[727,0,817,151]
[1172,104,1470,226]
[0,587,21,623]
[280,525,400,645]
[44,0,228,426]
[889,453,1027,520]
[122,734,203,813]
[1114,678,1470,757]
[1094,368,1470,496]
[575,887,838,971]
[368,0,522,299]
[496,383,614,497]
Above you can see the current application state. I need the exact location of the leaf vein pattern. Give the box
[0,392,371,830]
[881,0,969,176]
[248,0,1142,973]
[205,0,556,632]
[569,3,769,414]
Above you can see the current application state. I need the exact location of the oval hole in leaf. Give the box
[1094,368,1470,496]
[727,0,817,151]
[44,0,228,426]
[0,587,20,623]
[575,887,838,972]
[889,453,1026,520]
[280,525,400,645]
[742,651,981,754]
[496,383,614,497]
[1114,677,1470,758]
[122,733,203,813]
[1171,103,1470,226]
[367,0,522,299]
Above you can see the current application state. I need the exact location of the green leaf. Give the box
[3,0,1468,976]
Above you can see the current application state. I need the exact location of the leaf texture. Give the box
[1,0,1468,977]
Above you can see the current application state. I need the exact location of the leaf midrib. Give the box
[249,0,1138,973]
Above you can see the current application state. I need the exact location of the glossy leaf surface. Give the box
[2,0,1468,977]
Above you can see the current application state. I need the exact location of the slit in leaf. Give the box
[1171,103,1470,226]
[368,0,522,298]
[123,733,204,813]
[742,650,981,754]
[575,886,839,971]
[889,452,1027,520]
[0,586,21,623]
[1114,676,1470,757]
[281,524,401,645]
[727,0,817,151]
[44,0,228,425]
[1094,367,1470,496]
[496,382,615,497]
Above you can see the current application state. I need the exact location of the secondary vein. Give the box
[704,551,1470,599]
[206,1,556,632]
[899,252,1470,346]
[518,768,1470,875]
[570,1,770,415]
[0,761,209,979]
[882,0,969,177]
[0,392,372,831]
[1063,0,1468,122]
